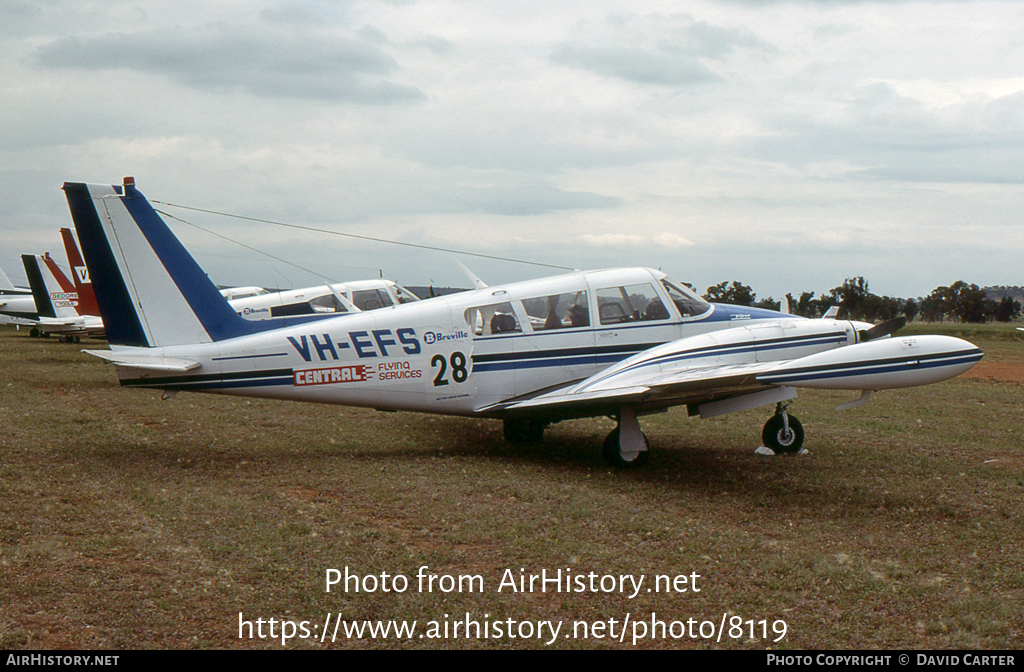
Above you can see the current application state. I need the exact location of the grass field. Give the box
[1,324,1022,649]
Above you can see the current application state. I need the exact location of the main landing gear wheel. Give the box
[602,428,651,469]
[503,418,546,444]
[762,409,804,454]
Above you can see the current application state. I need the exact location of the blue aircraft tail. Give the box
[63,177,321,348]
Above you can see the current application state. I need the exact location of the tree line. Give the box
[698,278,1022,324]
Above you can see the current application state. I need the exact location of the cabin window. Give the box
[596,283,670,325]
[352,288,394,311]
[464,302,522,336]
[660,279,710,317]
[521,291,590,331]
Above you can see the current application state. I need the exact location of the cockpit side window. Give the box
[394,286,420,304]
[521,291,590,331]
[660,279,710,317]
[353,288,394,311]
[596,283,670,325]
[309,293,350,314]
[464,302,522,337]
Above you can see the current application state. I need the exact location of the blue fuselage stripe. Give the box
[469,332,848,376]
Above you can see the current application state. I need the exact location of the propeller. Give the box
[858,316,907,342]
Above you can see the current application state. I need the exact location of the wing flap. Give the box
[490,361,785,416]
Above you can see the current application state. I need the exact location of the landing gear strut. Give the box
[762,402,804,454]
[603,407,650,468]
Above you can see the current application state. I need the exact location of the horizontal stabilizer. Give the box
[83,349,201,372]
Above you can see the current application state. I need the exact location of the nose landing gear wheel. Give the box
[602,428,651,468]
[762,413,804,454]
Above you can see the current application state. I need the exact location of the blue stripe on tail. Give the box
[64,183,151,346]
[119,182,260,342]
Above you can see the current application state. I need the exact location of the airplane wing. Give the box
[482,319,982,420]
[483,361,785,419]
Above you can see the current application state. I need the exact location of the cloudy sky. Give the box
[1,0,1022,300]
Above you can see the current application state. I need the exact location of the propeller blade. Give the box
[860,316,907,342]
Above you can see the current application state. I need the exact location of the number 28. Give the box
[431,351,469,386]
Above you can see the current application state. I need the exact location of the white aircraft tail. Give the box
[22,253,79,319]
[63,177,328,348]
[0,264,15,290]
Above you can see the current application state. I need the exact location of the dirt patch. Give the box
[960,361,1024,384]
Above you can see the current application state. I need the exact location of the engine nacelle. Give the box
[756,335,983,390]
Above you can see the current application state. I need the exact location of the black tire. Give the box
[29,327,39,338]
[762,414,804,454]
[602,428,651,469]
[503,418,545,444]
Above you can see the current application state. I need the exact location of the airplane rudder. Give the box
[63,181,151,346]
[21,254,56,319]
[60,226,100,316]
[64,178,259,346]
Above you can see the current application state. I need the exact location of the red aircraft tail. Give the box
[60,227,100,316]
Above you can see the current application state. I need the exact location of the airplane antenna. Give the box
[155,209,343,285]
[152,200,575,271]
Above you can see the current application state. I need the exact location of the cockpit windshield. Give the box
[394,285,420,304]
[661,278,710,317]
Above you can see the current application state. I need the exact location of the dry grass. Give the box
[0,325,1022,649]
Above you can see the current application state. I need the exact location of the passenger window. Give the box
[597,283,670,325]
[464,302,522,336]
[521,291,590,331]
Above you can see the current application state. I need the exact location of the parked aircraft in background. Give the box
[219,286,267,301]
[65,178,983,467]
[0,263,38,325]
[21,253,104,340]
[226,279,419,321]
[59,227,101,318]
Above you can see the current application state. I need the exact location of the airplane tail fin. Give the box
[0,264,15,290]
[22,253,78,319]
[62,178,278,348]
[60,227,101,317]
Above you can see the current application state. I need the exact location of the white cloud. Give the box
[0,0,1022,298]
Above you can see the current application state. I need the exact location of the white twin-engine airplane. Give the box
[65,178,983,467]
[226,278,420,321]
